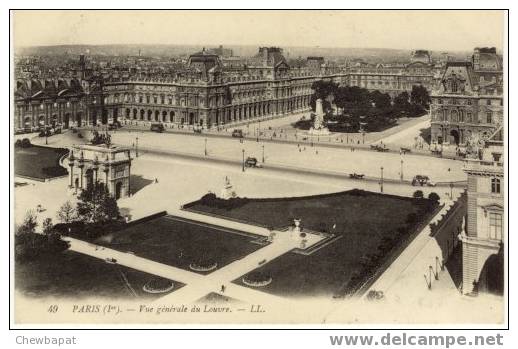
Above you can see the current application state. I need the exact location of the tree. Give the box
[42,218,54,235]
[16,210,38,235]
[310,80,338,111]
[370,90,391,110]
[413,190,424,199]
[428,192,441,203]
[57,201,76,223]
[393,91,411,111]
[76,182,119,223]
[410,85,431,109]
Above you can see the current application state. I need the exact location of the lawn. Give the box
[94,215,263,274]
[185,189,438,298]
[14,145,68,180]
[15,250,182,300]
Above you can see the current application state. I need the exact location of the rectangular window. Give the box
[486,99,491,106]
[491,177,501,194]
[467,99,472,105]
[486,112,492,124]
[489,212,503,240]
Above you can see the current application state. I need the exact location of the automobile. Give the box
[108,121,121,130]
[245,157,261,168]
[349,173,365,179]
[105,257,117,264]
[193,126,203,134]
[412,175,435,186]
[400,147,411,154]
[232,129,244,138]
[150,123,165,133]
[431,149,443,156]
[370,144,389,152]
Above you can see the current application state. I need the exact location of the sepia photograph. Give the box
[10,9,507,327]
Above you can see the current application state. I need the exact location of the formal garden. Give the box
[93,215,264,275]
[15,250,180,299]
[14,209,179,299]
[14,139,69,180]
[185,189,440,298]
[293,81,430,133]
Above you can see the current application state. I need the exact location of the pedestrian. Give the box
[155,178,158,183]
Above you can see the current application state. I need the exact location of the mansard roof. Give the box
[15,78,85,100]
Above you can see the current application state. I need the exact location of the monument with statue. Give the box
[307,98,331,136]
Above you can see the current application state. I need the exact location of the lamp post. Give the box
[204,137,207,156]
[400,158,404,181]
[68,151,75,188]
[450,182,454,199]
[380,166,384,193]
[135,137,139,157]
[242,149,245,172]
[262,144,265,163]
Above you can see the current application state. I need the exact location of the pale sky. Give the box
[12,10,505,51]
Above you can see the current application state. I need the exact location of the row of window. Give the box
[437,98,503,106]
[437,109,495,124]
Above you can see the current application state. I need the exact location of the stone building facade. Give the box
[460,127,504,295]
[346,61,437,98]
[15,46,458,131]
[430,47,503,146]
[68,144,132,199]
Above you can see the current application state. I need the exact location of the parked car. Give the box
[105,257,117,264]
[232,129,244,138]
[349,173,365,179]
[108,121,121,130]
[431,149,443,156]
[412,175,435,187]
[371,144,389,152]
[150,123,165,133]
[245,157,261,168]
[400,147,411,154]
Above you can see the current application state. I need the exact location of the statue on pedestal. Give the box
[308,99,330,135]
[220,176,236,199]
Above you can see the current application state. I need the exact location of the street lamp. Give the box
[204,138,207,156]
[400,158,404,181]
[380,166,384,193]
[242,149,245,172]
[450,182,454,199]
[135,137,139,157]
[262,144,265,163]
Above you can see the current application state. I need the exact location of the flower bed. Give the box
[142,277,175,294]
[242,271,272,287]
[189,261,218,272]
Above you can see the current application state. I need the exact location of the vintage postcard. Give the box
[11,10,506,326]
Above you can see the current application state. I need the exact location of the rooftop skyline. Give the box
[13,10,505,52]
